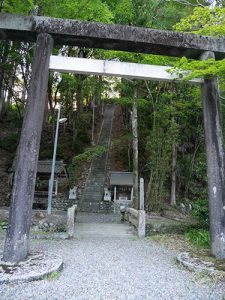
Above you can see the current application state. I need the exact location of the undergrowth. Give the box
[43,271,60,281]
[185,229,210,248]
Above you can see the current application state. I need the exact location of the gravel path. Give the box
[1,221,225,300]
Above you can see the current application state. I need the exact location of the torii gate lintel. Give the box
[1,13,225,59]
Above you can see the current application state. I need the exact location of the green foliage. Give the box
[141,54,178,66]
[178,149,208,227]
[185,229,210,248]
[172,7,225,80]
[46,271,60,280]
[129,0,194,29]
[97,0,197,63]
[2,0,34,14]
[53,224,67,233]
[179,149,207,200]
[111,96,148,109]
[144,82,202,212]
[72,145,107,164]
[174,7,225,37]
[192,199,209,228]
[111,134,132,170]
[39,0,113,23]
[146,119,179,211]
[68,145,107,185]
[0,219,7,230]
[170,56,225,81]
[106,0,134,24]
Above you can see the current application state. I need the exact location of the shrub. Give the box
[185,229,210,248]
[192,198,209,228]
[68,145,107,185]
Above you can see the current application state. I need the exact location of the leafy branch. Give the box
[68,145,107,185]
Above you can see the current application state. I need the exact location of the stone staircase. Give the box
[79,104,114,212]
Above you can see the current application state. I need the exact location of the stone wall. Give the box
[145,216,194,235]
[113,200,133,214]
[52,194,76,210]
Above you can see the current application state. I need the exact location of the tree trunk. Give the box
[131,86,139,209]
[5,67,15,115]
[21,62,29,106]
[201,51,225,259]
[0,82,4,117]
[0,42,6,118]
[170,143,177,206]
[146,173,153,211]
[2,33,53,263]
[91,96,95,145]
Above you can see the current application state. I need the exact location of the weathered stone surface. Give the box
[126,208,145,237]
[67,205,77,238]
[1,13,225,59]
[0,251,63,284]
[201,51,225,259]
[52,195,75,210]
[2,33,54,263]
[138,210,145,238]
[80,105,114,213]
[146,216,193,235]
[177,252,225,275]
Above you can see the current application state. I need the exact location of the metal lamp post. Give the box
[47,105,67,215]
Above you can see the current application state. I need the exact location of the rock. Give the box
[32,225,40,231]
[180,203,186,214]
[177,252,224,274]
[0,250,63,284]
[34,212,45,219]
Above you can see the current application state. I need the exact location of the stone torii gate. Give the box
[1,13,225,262]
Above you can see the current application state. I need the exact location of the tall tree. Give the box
[131,85,139,209]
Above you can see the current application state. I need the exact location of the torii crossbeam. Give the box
[49,56,203,84]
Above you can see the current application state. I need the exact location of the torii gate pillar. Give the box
[201,51,225,259]
[2,33,54,263]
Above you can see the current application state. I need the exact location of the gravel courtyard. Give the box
[0,218,225,300]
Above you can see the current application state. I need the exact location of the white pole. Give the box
[47,105,61,215]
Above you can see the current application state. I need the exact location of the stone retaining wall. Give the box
[52,195,76,210]
[145,216,194,235]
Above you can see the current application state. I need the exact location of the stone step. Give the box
[79,202,100,213]
[83,189,103,197]
[82,194,102,199]
[80,105,114,213]
[84,185,102,189]
[86,177,105,183]
[83,188,104,193]
[82,195,102,200]
[82,197,102,202]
